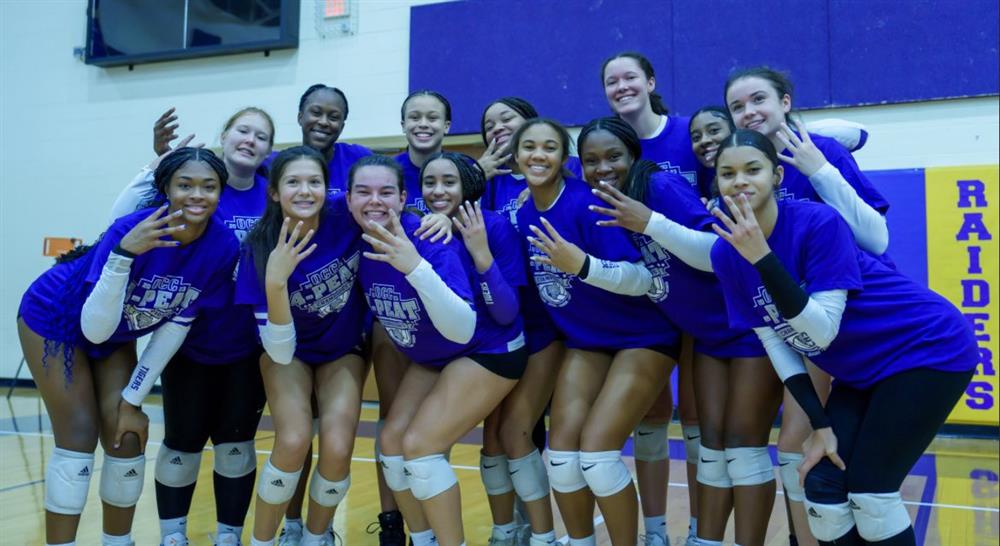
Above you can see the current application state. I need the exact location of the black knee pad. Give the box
[804,459,848,504]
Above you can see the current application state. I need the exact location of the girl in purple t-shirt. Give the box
[17,148,237,546]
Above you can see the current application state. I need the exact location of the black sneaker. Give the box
[366,510,407,546]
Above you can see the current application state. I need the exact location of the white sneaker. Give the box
[215,531,242,545]
[639,533,669,546]
[278,525,303,546]
[488,535,516,546]
[161,532,189,546]
[516,525,533,546]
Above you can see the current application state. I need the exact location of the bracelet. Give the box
[112,244,138,259]
[578,254,591,279]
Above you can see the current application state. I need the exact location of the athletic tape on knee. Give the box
[155,446,202,488]
[256,458,302,505]
[308,469,350,508]
[682,424,701,466]
[777,451,804,502]
[45,447,95,515]
[633,422,669,462]
[546,449,587,493]
[380,454,409,492]
[725,446,774,486]
[404,454,457,500]
[213,441,256,479]
[804,499,855,542]
[99,454,146,508]
[848,492,911,542]
[696,446,732,488]
[480,453,513,495]
[374,419,385,459]
[579,450,633,497]
[509,450,549,502]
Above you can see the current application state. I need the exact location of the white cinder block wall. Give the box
[1,0,997,378]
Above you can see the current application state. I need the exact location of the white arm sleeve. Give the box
[260,320,296,365]
[754,326,808,382]
[120,321,189,406]
[804,118,868,152]
[786,289,848,351]
[809,163,889,255]
[109,167,155,223]
[642,212,717,272]
[405,259,476,344]
[80,252,134,344]
[581,258,653,296]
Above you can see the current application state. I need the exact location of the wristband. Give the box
[112,244,138,259]
[578,254,591,279]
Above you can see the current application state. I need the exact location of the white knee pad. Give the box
[99,454,146,508]
[777,451,804,502]
[255,458,302,505]
[546,450,587,493]
[480,453,514,495]
[632,423,669,462]
[725,447,774,486]
[404,454,457,501]
[804,499,855,542]
[580,450,633,497]
[155,446,202,488]
[380,454,409,492]
[309,469,350,508]
[45,448,95,515]
[696,446,732,488]
[849,492,911,542]
[509,450,549,502]
[681,424,701,466]
[213,441,256,479]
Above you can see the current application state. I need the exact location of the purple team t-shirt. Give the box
[264,142,373,196]
[19,208,237,355]
[711,200,978,388]
[482,158,583,229]
[394,150,430,213]
[234,194,367,365]
[516,178,680,351]
[640,115,704,190]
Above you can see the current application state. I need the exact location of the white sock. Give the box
[532,530,557,543]
[302,526,328,546]
[250,538,274,546]
[689,517,698,535]
[568,536,596,546]
[493,521,517,538]
[217,522,242,538]
[644,514,667,539]
[160,516,187,538]
[411,529,436,546]
[284,518,303,531]
[102,533,132,546]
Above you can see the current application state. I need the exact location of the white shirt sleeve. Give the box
[260,320,296,365]
[754,326,808,381]
[80,252,133,344]
[405,259,476,344]
[804,118,869,152]
[786,289,848,351]
[109,167,155,223]
[120,321,190,406]
[580,258,653,296]
[642,211,717,272]
[809,163,889,255]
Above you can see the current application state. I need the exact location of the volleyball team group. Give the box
[17,52,978,546]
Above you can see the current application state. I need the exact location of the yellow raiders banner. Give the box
[925,165,999,425]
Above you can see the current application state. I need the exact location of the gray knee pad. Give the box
[380,454,409,492]
[804,499,855,542]
[509,450,549,502]
[155,446,202,488]
[546,449,587,493]
[633,422,669,462]
[849,492,911,542]
[45,447,95,515]
[580,450,633,497]
[308,469,350,508]
[99,454,146,508]
[681,424,701,466]
[696,446,732,488]
[725,446,774,486]
[777,451,804,502]
[404,454,457,501]
[480,453,513,495]
[213,441,256,479]
[256,458,302,505]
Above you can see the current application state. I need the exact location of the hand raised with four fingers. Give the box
[363,209,423,275]
[477,138,512,180]
[776,120,829,177]
[265,218,318,288]
[527,217,587,275]
[588,181,653,233]
[710,194,772,264]
[118,205,187,256]
[798,427,846,487]
[453,200,491,267]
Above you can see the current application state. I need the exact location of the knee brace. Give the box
[632,423,669,462]
[155,446,202,488]
[804,499,855,542]
[681,424,701,466]
[380,454,409,492]
[480,453,513,495]
[255,458,302,505]
[725,446,774,486]
[546,449,587,493]
[849,492,911,542]
[777,451,804,502]
[508,450,549,502]
[99,454,146,508]
[696,446,731,489]
[213,441,256,479]
[308,469,350,508]
[45,447,95,515]
[579,450,633,497]
[404,454,457,501]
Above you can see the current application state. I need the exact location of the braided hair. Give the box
[577,116,658,204]
[419,151,488,205]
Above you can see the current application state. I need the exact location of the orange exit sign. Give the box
[324,0,349,18]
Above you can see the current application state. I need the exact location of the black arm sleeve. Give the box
[754,252,809,318]
[785,373,831,430]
